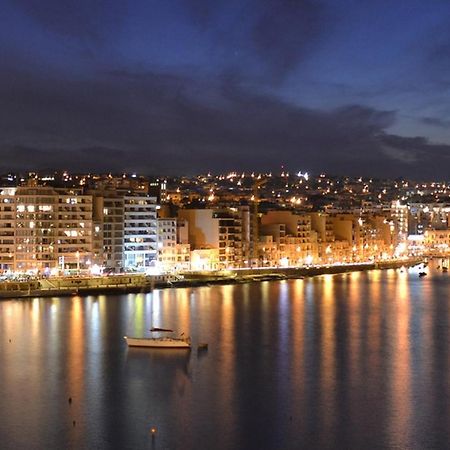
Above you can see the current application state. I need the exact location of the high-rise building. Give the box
[56,189,93,270]
[123,194,157,270]
[92,192,124,270]
[0,188,16,271]
[1,186,93,272]
[91,191,158,271]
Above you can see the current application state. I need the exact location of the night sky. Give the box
[2,0,450,179]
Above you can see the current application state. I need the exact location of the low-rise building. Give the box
[423,229,450,255]
[178,208,243,269]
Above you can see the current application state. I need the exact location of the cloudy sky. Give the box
[1,0,450,178]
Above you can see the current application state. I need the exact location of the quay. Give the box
[0,274,159,299]
[0,258,422,299]
[171,258,422,287]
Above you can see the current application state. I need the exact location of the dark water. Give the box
[0,267,449,450]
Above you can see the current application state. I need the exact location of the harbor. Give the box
[1,269,449,449]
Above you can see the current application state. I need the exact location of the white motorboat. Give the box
[124,336,191,348]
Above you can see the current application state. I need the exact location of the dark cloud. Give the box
[420,18,450,89]
[252,0,328,80]
[379,134,450,172]
[1,65,449,179]
[2,145,126,172]
[1,0,449,181]
[427,23,450,63]
[333,105,396,132]
[421,116,450,128]
[182,0,330,81]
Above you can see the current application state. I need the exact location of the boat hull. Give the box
[124,336,191,348]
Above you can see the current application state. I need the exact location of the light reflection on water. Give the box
[0,267,449,449]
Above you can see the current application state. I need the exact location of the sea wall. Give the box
[168,258,422,287]
[0,258,422,299]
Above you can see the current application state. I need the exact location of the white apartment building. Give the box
[391,200,408,241]
[92,193,124,270]
[56,190,93,270]
[14,186,59,271]
[0,185,159,273]
[157,217,177,272]
[0,188,16,270]
[0,186,93,272]
[123,194,157,270]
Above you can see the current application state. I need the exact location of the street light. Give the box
[76,251,80,274]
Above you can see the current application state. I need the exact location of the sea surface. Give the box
[0,266,449,450]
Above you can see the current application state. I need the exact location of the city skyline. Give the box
[2,1,450,178]
[0,169,449,276]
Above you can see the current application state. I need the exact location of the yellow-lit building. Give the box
[157,218,191,272]
[257,235,280,266]
[190,248,219,271]
[423,229,450,255]
[178,208,243,269]
[260,210,316,265]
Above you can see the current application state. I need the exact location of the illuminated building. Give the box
[2,169,449,271]
[310,212,336,262]
[56,190,93,270]
[259,223,286,266]
[157,218,177,271]
[408,203,450,235]
[7,186,93,272]
[92,193,124,270]
[261,211,316,265]
[0,188,16,270]
[92,192,158,271]
[190,248,219,271]
[423,229,450,255]
[14,186,59,271]
[123,194,157,270]
[178,208,243,269]
[391,200,408,241]
[257,235,280,266]
[157,218,191,272]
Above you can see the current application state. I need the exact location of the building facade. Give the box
[123,194,158,270]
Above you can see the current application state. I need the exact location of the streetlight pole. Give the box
[76,251,80,275]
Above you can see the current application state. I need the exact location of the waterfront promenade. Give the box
[0,258,422,299]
